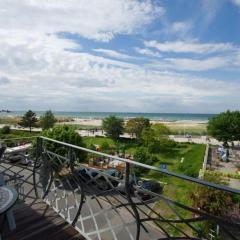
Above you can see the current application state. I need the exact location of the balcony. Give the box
[0,136,240,240]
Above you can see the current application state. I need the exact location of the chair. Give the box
[0,145,18,233]
[0,174,17,233]
[0,145,6,161]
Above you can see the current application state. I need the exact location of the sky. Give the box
[0,0,240,113]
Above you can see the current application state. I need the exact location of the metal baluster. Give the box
[125,162,141,240]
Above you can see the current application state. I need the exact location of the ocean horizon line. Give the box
[0,111,216,122]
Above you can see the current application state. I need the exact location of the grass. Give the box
[0,116,20,125]
[0,129,39,147]
[0,129,39,139]
[147,144,205,196]
[166,123,207,136]
[145,143,206,229]
[83,136,138,154]
[83,136,114,146]
[56,123,102,130]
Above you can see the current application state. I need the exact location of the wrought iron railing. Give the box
[1,136,240,239]
[32,136,240,240]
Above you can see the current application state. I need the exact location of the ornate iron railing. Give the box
[32,136,240,240]
[1,136,240,239]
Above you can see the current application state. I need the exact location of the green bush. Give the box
[148,138,177,154]
[1,125,11,134]
[133,147,159,176]
[39,110,57,130]
[88,143,96,151]
[148,141,161,153]
[101,141,110,151]
[42,125,87,163]
[134,147,150,164]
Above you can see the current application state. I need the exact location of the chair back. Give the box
[0,145,6,160]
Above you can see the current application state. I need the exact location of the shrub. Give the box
[42,125,87,163]
[100,141,111,152]
[133,147,158,176]
[1,125,11,134]
[148,138,177,154]
[40,110,57,130]
[134,147,150,164]
[88,143,96,151]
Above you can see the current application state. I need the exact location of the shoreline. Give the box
[0,111,214,122]
[60,118,208,128]
[0,114,208,127]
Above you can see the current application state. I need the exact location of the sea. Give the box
[0,111,216,122]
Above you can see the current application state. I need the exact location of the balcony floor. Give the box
[0,162,85,240]
[2,200,85,240]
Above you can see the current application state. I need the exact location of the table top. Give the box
[0,186,18,214]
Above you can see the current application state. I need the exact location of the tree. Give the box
[125,117,150,142]
[19,110,38,132]
[207,110,240,145]
[141,127,156,147]
[102,116,124,141]
[40,110,57,130]
[43,125,87,162]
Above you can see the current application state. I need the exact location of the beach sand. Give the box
[60,118,207,131]
[0,114,207,133]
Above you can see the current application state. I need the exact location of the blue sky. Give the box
[0,0,240,113]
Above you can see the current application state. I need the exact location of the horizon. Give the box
[1,110,218,115]
[0,0,240,112]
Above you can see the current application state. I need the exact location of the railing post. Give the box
[36,137,43,160]
[125,163,140,240]
[68,147,74,173]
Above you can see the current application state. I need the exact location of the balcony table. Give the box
[0,186,18,235]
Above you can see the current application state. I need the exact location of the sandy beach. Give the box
[60,117,207,129]
[0,114,208,134]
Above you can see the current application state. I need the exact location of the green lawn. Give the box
[148,143,205,201]
[56,123,102,130]
[0,129,39,140]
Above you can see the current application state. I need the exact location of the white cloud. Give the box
[169,21,193,37]
[0,0,239,112]
[0,28,239,112]
[201,0,223,25]
[0,0,164,42]
[163,56,229,71]
[171,21,191,33]
[144,40,235,53]
[1,29,239,112]
[231,0,240,7]
[93,49,132,60]
[134,47,162,58]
